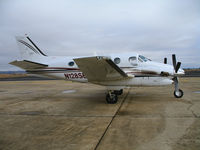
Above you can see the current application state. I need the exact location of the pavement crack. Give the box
[187,101,199,118]
[94,89,130,150]
[191,110,199,118]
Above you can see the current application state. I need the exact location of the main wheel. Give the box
[106,93,118,104]
[174,89,184,98]
[114,89,123,95]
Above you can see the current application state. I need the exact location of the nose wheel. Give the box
[174,89,183,98]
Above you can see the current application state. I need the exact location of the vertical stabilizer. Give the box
[15,35,47,61]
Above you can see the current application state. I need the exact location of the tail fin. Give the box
[15,35,47,61]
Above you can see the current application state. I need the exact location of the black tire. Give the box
[174,89,184,98]
[106,93,118,104]
[114,89,123,95]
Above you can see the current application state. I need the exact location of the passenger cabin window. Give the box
[68,61,74,66]
[114,57,121,64]
[129,56,138,66]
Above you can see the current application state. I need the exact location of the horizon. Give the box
[1,67,200,72]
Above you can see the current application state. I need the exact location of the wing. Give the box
[74,56,129,82]
[9,60,48,70]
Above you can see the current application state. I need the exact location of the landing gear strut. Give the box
[173,76,184,98]
[106,89,123,104]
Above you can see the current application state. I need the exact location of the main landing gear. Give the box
[106,89,123,104]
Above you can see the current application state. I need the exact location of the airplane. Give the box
[10,35,185,104]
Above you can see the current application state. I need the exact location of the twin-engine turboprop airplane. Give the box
[10,35,185,104]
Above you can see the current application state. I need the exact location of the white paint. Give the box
[62,90,76,94]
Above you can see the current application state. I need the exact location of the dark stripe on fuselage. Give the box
[27,70,79,74]
[26,36,47,56]
[134,75,160,77]
[27,67,80,73]
[127,72,160,77]
[27,68,161,77]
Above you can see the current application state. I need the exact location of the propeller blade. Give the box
[172,54,176,70]
[164,58,167,64]
[175,62,181,73]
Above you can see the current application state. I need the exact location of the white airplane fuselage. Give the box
[26,52,184,89]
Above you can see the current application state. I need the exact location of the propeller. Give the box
[164,58,167,64]
[172,54,181,73]
[175,62,181,73]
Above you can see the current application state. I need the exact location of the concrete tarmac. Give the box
[0,78,200,150]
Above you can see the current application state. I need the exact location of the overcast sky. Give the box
[0,0,200,71]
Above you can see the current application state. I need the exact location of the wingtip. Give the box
[9,60,17,65]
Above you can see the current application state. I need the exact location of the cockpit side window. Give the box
[138,57,143,62]
[139,55,151,62]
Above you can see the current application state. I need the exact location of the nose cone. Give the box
[177,68,185,75]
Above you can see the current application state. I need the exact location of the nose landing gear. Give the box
[174,89,183,98]
[171,54,184,99]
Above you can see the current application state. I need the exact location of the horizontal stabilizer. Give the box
[74,56,128,82]
[9,60,48,70]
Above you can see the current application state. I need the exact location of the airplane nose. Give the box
[177,68,185,75]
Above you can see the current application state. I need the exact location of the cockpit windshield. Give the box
[139,55,151,62]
